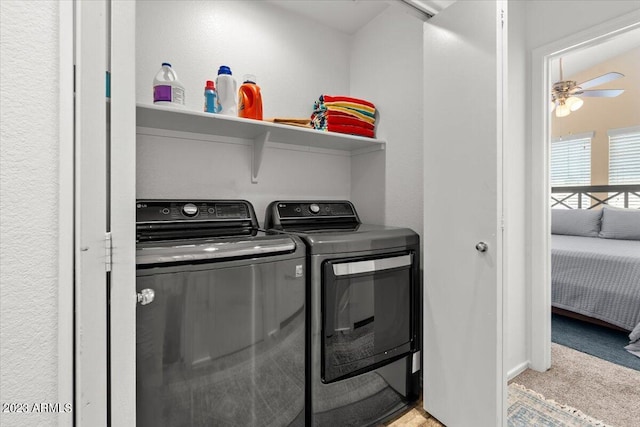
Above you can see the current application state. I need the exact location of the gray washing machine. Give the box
[136,200,305,427]
[265,200,421,426]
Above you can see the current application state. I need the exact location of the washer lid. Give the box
[136,235,298,265]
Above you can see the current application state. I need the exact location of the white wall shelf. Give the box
[137,104,385,183]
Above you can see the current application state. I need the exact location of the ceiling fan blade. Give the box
[576,89,624,98]
[578,72,624,89]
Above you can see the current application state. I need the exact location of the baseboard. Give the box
[507,360,530,381]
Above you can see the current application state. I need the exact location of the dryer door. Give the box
[322,252,414,383]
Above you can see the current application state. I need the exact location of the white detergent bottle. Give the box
[153,62,185,107]
[215,65,237,116]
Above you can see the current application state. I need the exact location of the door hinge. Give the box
[105,232,113,272]
[500,9,505,29]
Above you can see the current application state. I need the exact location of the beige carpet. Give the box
[513,343,640,427]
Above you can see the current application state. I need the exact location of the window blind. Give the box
[609,129,640,184]
[550,135,592,186]
[550,133,592,209]
[608,127,640,208]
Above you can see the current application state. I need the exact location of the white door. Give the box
[109,1,137,426]
[423,1,505,426]
[75,1,108,424]
[75,1,137,424]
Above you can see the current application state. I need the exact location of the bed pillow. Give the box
[599,205,640,240]
[551,208,602,237]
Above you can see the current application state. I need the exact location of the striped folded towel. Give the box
[321,95,375,109]
[324,123,375,138]
[312,95,377,137]
[311,111,375,131]
[313,95,376,124]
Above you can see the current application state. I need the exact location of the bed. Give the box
[551,185,640,354]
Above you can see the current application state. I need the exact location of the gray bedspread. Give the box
[551,235,640,341]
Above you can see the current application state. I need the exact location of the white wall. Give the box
[525,1,640,51]
[350,5,425,235]
[505,0,528,379]
[137,0,351,118]
[0,1,60,426]
[136,130,352,225]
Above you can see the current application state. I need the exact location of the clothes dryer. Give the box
[265,200,421,426]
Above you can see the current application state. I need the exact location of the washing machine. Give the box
[136,199,306,427]
[265,200,421,426]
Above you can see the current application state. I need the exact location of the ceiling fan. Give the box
[551,58,625,118]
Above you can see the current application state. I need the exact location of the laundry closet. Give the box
[95,1,509,426]
[132,3,426,426]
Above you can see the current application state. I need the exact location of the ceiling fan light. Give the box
[556,103,570,118]
[566,96,583,111]
[550,100,556,112]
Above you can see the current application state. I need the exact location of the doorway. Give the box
[529,13,640,373]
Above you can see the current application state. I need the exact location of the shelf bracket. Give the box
[252,131,270,183]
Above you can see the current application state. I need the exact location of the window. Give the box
[608,126,640,209]
[550,132,592,209]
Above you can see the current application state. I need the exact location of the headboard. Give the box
[551,184,640,210]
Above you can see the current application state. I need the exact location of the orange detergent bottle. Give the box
[238,74,263,120]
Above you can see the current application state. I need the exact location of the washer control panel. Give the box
[136,200,252,223]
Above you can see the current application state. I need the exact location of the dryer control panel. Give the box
[276,202,355,218]
[265,200,360,230]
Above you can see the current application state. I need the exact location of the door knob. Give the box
[137,288,155,305]
[475,242,488,253]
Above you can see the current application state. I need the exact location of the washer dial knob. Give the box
[309,203,320,214]
[182,203,199,217]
